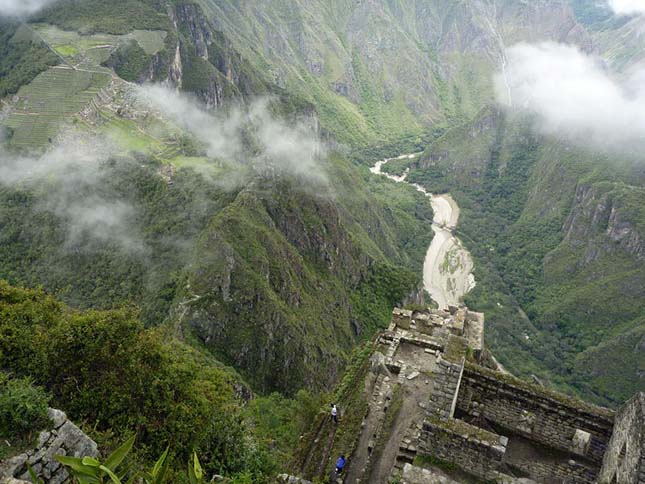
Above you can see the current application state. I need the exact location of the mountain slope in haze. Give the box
[193,0,592,147]
[0,0,434,395]
[2,0,645,405]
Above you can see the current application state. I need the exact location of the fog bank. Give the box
[496,42,645,149]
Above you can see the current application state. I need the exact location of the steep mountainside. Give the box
[391,108,645,405]
[194,0,590,146]
[0,0,434,395]
[1,0,644,415]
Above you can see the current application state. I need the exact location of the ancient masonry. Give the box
[0,408,98,484]
[292,306,644,484]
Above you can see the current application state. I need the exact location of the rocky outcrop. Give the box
[171,2,267,108]
[0,408,98,484]
[563,184,644,265]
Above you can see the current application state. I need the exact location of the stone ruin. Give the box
[0,408,98,484]
[378,306,645,484]
[3,307,643,484]
[294,305,644,484]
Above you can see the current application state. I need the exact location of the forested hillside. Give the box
[1,0,644,480]
[0,0,435,397]
[387,108,644,405]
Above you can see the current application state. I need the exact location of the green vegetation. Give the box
[56,435,138,484]
[0,22,59,98]
[245,390,322,473]
[104,41,151,82]
[413,454,457,472]
[290,343,373,480]
[0,374,50,458]
[407,108,645,406]
[35,0,171,35]
[0,280,279,481]
[130,30,167,55]
[3,66,111,148]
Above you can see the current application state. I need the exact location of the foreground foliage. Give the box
[0,280,282,480]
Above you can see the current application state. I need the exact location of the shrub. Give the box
[0,375,50,440]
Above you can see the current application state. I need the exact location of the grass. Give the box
[129,30,166,55]
[54,44,79,57]
[3,66,111,148]
[101,115,162,153]
[33,23,167,67]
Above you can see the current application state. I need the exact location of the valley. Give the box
[0,0,644,482]
[371,154,475,310]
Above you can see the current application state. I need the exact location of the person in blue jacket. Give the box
[335,455,346,474]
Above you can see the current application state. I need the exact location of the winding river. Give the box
[370,154,476,309]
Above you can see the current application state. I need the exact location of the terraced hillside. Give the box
[3,66,111,148]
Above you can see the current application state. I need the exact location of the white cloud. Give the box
[495,42,645,148]
[0,0,58,17]
[0,137,146,253]
[135,85,327,185]
[608,0,645,15]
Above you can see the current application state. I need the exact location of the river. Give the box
[370,154,476,309]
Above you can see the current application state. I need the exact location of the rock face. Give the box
[564,184,645,264]
[0,408,98,484]
[598,393,645,484]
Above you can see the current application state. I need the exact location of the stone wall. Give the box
[275,474,313,484]
[506,455,597,483]
[456,364,614,465]
[0,408,98,484]
[418,419,507,481]
[597,392,645,484]
[426,356,464,420]
[426,335,466,421]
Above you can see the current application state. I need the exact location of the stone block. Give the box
[47,408,67,429]
[0,454,27,479]
[571,429,591,456]
[37,431,51,448]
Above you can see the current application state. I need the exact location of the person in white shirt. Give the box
[331,403,338,423]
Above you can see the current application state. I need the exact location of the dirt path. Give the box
[370,155,475,309]
[368,378,433,483]
[316,425,337,477]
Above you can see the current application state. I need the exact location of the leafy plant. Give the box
[56,435,135,484]
[27,462,44,484]
[187,452,205,484]
[139,447,170,484]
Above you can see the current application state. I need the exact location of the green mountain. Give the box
[393,107,644,406]
[1,0,644,479]
[0,0,436,396]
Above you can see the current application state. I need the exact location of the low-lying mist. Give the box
[0,0,59,17]
[608,0,645,15]
[134,85,328,187]
[0,82,328,261]
[496,42,645,152]
[0,137,145,254]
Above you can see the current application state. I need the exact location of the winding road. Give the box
[370,154,475,309]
